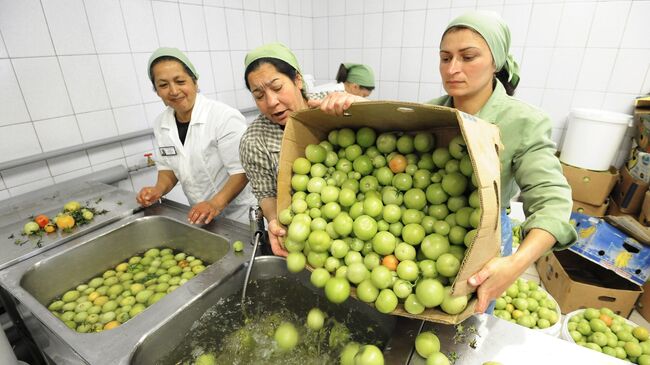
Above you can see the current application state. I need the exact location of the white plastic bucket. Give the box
[560,108,633,171]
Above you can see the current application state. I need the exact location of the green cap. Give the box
[342,63,375,88]
[244,42,301,73]
[147,47,199,82]
[445,10,520,88]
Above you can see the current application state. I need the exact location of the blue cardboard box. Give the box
[569,212,650,286]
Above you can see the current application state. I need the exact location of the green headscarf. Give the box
[342,63,375,88]
[244,42,301,73]
[147,47,199,82]
[445,10,520,88]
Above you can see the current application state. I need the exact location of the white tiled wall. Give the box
[1,0,649,204]
[0,0,313,203]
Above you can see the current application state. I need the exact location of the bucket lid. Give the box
[570,108,632,125]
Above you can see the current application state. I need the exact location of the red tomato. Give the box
[34,215,49,228]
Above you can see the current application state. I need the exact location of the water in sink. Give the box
[159,276,391,365]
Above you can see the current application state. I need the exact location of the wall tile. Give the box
[180,0,202,4]
[0,34,7,59]
[152,1,186,49]
[405,0,428,10]
[418,82,442,102]
[381,12,403,48]
[576,48,617,92]
[519,47,553,89]
[378,80,398,100]
[526,3,562,47]
[243,0,259,10]
[9,178,55,197]
[204,7,230,50]
[423,8,450,48]
[230,50,247,90]
[452,0,476,7]
[34,116,83,151]
[259,0,273,12]
[555,2,595,48]
[362,48,382,83]
[87,142,125,165]
[143,101,165,127]
[121,0,159,53]
[643,66,650,95]
[0,60,30,126]
[384,0,404,12]
[275,0,289,14]
[236,89,255,110]
[328,16,345,49]
[302,18,314,50]
[76,109,119,142]
[245,11,264,49]
[180,4,209,51]
[302,50,315,76]
[1,161,50,188]
[419,48,441,84]
[92,157,128,174]
[501,4,532,47]
[225,9,247,50]
[276,14,291,48]
[587,1,630,48]
[210,51,236,92]
[551,128,564,149]
[621,1,650,49]
[313,18,329,49]
[397,82,419,102]
[362,0,382,13]
[328,49,345,79]
[12,57,73,120]
[380,48,401,81]
[399,48,422,82]
[545,48,583,91]
[0,0,54,57]
[289,0,301,16]
[42,0,95,55]
[344,48,363,64]
[289,15,303,50]
[312,0,327,16]
[344,15,363,49]
[260,13,278,44]
[346,0,364,14]
[217,91,238,109]
[131,53,158,104]
[608,49,650,94]
[541,89,573,130]
[428,0,451,8]
[186,51,215,94]
[301,0,312,17]
[47,151,91,176]
[602,92,636,115]
[59,55,111,113]
[0,123,42,163]
[53,167,94,184]
[122,135,154,156]
[85,0,130,53]
[328,0,345,16]
[571,91,605,110]
[362,13,382,49]
[113,104,148,134]
[516,87,544,108]
[477,4,503,13]
[0,176,4,190]
[313,50,329,80]
[402,10,426,48]
[224,0,243,8]
[130,168,157,195]
[99,54,142,107]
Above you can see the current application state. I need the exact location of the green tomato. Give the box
[353,345,384,365]
[415,331,441,358]
[274,322,299,351]
[306,308,326,331]
[324,277,350,304]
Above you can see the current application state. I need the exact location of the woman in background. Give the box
[137,47,255,225]
[307,63,375,100]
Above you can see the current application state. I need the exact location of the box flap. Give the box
[605,215,650,245]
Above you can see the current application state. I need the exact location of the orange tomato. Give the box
[56,214,75,230]
[103,321,120,330]
[388,154,408,173]
[599,313,613,327]
[44,223,56,233]
[34,214,49,228]
[382,255,399,271]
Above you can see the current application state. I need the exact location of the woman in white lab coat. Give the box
[137,47,255,225]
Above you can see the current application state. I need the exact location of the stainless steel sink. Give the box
[129,256,398,365]
[0,212,251,365]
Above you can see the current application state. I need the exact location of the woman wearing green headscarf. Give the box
[428,10,576,313]
[335,63,375,97]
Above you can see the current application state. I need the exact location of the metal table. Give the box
[407,313,629,365]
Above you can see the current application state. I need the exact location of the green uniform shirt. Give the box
[429,82,577,248]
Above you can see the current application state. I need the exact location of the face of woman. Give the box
[344,82,372,98]
[152,60,198,120]
[247,63,307,126]
[439,28,496,101]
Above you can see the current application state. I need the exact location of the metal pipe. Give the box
[0,129,153,172]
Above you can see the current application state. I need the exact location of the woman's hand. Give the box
[308,92,368,116]
[468,255,522,313]
[187,201,223,225]
[267,219,288,257]
[136,186,163,207]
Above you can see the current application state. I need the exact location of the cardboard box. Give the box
[561,163,618,206]
[634,104,650,153]
[569,212,650,286]
[536,250,642,318]
[572,199,609,217]
[606,198,632,217]
[627,147,650,184]
[278,102,502,324]
[639,191,650,226]
[612,166,649,215]
[636,281,650,322]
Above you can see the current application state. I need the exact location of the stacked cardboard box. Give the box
[562,163,617,217]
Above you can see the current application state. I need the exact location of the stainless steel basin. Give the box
[0,212,251,365]
[20,215,230,305]
[129,256,398,365]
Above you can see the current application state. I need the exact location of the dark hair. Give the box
[149,56,197,90]
[245,57,307,100]
[443,26,517,96]
[335,64,375,91]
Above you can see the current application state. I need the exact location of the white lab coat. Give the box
[153,94,256,224]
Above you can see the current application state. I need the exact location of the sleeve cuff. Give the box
[522,216,578,249]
